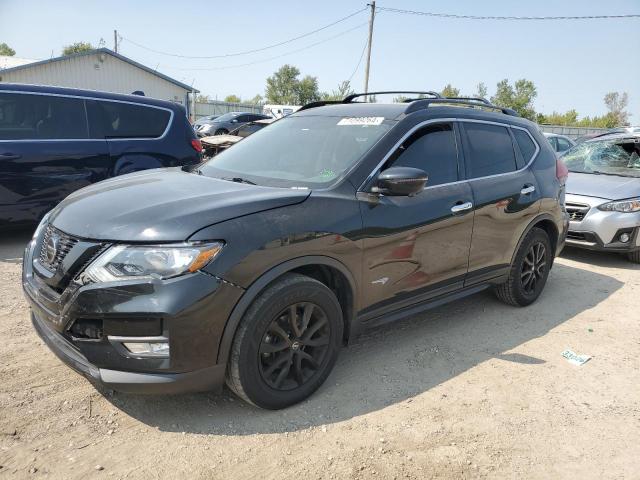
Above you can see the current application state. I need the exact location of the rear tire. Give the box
[628,250,640,264]
[214,128,228,135]
[495,227,553,307]
[226,273,343,409]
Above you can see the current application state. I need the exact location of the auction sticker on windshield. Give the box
[337,117,385,126]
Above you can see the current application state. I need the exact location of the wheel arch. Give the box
[510,213,560,266]
[216,256,357,365]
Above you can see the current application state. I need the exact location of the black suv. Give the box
[0,84,202,227]
[23,92,568,409]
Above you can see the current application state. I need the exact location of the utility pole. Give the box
[114,30,118,53]
[363,1,376,99]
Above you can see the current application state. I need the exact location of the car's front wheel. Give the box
[214,128,228,135]
[495,227,553,306]
[226,273,343,409]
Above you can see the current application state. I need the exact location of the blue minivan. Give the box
[0,83,202,227]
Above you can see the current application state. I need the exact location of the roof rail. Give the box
[297,90,443,112]
[342,91,442,102]
[404,97,520,117]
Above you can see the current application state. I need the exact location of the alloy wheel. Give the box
[520,242,546,295]
[259,302,331,391]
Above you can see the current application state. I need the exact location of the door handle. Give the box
[521,185,536,195]
[451,201,473,214]
[0,153,22,161]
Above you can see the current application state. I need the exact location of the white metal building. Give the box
[0,48,198,115]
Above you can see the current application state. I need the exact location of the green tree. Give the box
[322,80,355,101]
[195,94,211,103]
[246,94,264,105]
[224,94,242,103]
[0,42,15,56]
[441,84,460,98]
[491,79,537,120]
[62,42,94,56]
[393,95,409,103]
[265,65,320,105]
[474,82,488,99]
[266,65,302,104]
[603,91,629,126]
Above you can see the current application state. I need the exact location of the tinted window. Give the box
[236,114,250,122]
[513,128,537,161]
[557,137,572,151]
[0,92,87,140]
[464,123,517,178]
[89,100,170,139]
[385,123,458,186]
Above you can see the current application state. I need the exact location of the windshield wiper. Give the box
[221,176,257,185]
[590,170,626,177]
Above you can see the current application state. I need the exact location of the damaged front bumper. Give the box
[23,239,244,394]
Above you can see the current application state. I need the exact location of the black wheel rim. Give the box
[259,302,331,391]
[520,241,546,295]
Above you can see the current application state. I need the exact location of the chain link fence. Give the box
[194,101,263,119]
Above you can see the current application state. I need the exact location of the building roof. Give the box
[0,56,38,70]
[0,48,198,93]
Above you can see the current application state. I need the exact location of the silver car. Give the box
[562,132,640,263]
[544,132,576,155]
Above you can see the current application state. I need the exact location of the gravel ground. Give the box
[1,230,639,479]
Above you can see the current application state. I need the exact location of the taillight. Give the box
[191,138,203,153]
[556,157,569,185]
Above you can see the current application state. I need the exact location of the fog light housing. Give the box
[123,342,170,357]
[619,233,630,243]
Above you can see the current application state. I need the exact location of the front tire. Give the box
[214,128,228,135]
[495,227,553,306]
[226,273,343,409]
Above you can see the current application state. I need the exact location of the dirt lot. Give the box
[1,230,639,479]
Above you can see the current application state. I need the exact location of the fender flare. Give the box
[216,255,358,365]
[509,212,560,266]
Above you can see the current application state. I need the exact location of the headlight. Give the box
[598,198,640,213]
[84,242,223,283]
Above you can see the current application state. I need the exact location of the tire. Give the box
[628,250,640,264]
[226,273,343,409]
[494,227,553,307]
[214,128,228,135]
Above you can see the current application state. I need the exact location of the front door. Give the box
[358,121,474,321]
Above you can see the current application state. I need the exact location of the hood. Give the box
[566,171,640,200]
[49,168,310,241]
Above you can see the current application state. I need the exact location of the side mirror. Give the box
[373,166,428,196]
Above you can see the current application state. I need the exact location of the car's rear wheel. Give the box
[226,273,343,409]
[495,227,552,306]
[627,250,640,264]
[214,128,228,135]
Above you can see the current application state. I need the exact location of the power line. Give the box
[151,22,368,72]
[121,7,367,59]
[376,6,640,21]
[347,34,369,83]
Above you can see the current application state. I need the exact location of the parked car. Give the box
[196,112,271,137]
[562,132,640,263]
[544,132,575,154]
[23,92,568,409]
[193,114,219,130]
[0,83,202,227]
[201,118,275,157]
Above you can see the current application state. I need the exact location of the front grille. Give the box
[565,202,590,222]
[39,225,79,272]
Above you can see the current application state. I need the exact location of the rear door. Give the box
[87,99,174,174]
[359,121,474,320]
[459,121,541,284]
[0,91,109,225]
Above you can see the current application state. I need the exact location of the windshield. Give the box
[562,139,640,178]
[211,113,238,123]
[198,115,394,187]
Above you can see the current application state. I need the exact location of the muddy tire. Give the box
[627,250,640,264]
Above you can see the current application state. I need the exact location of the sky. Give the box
[1,0,639,120]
